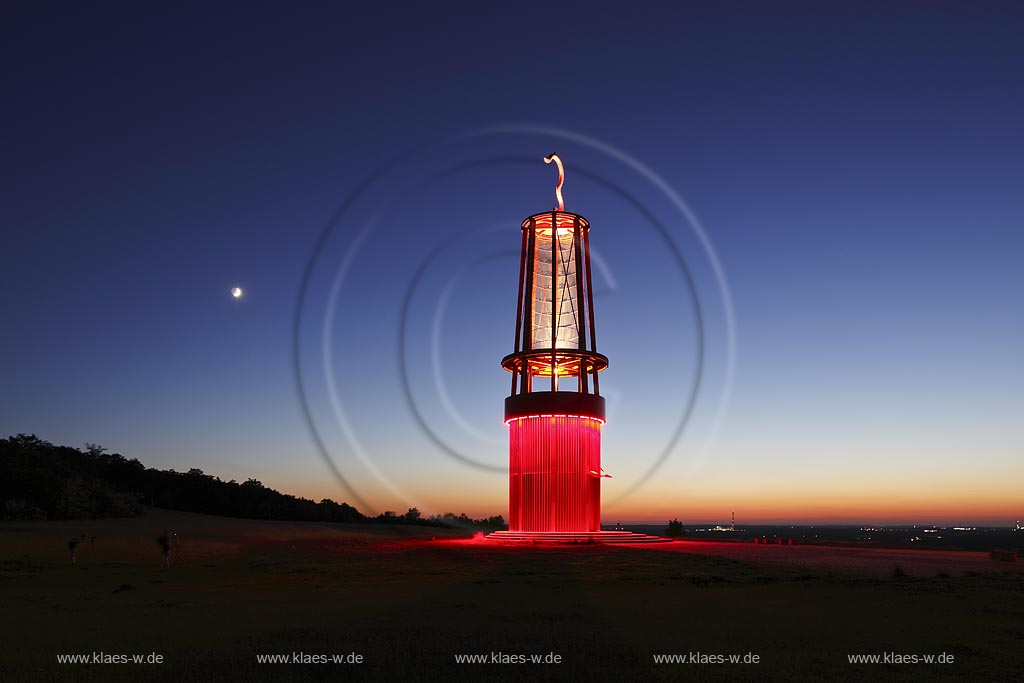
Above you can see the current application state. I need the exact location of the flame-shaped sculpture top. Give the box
[543,153,565,212]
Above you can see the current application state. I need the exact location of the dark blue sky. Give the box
[3,2,1022,522]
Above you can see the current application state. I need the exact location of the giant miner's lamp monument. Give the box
[487,155,665,544]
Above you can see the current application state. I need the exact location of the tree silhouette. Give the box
[1,434,506,529]
[665,518,685,538]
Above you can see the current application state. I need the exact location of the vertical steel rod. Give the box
[573,216,588,394]
[521,220,536,393]
[511,228,528,395]
[583,224,599,396]
[512,228,528,354]
[550,211,558,392]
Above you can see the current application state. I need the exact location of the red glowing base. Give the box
[485,531,671,544]
[508,414,602,533]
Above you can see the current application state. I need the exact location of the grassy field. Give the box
[1,509,1021,681]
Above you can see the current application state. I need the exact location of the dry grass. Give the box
[1,509,1021,681]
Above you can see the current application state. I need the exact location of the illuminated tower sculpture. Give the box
[499,155,609,534]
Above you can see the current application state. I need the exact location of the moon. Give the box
[231,286,244,299]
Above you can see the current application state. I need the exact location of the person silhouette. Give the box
[67,537,79,564]
[156,531,172,567]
